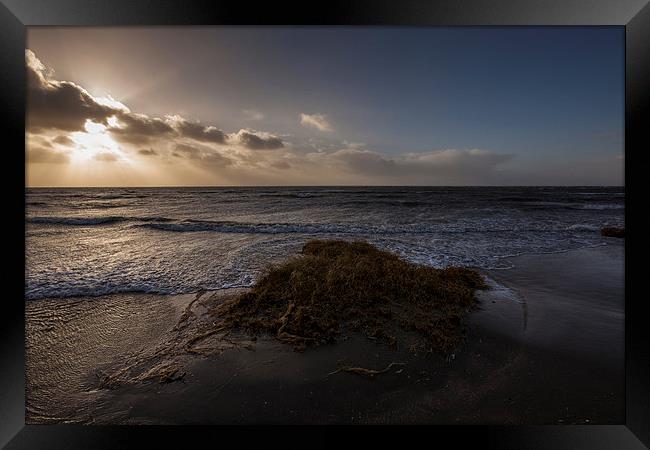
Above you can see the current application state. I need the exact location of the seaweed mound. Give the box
[601,227,625,238]
[213,240,488,353]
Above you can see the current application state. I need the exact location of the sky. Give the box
[26,27,624,187]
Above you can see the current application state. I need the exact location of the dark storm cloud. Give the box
[233,130,284,150]
[26,49,289,175]
[26,50,121,132]
[109,112,174,145]
[111,115,230,146]
[174,119,226,144]
[26,50,230,149]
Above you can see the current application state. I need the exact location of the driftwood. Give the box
[327,362,406,379]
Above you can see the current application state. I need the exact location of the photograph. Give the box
[24,26,626,426]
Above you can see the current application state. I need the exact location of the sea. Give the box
[25,186,625,300]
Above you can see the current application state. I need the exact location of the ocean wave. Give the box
[134,219,595,235]
[27,213,620,235]
[257,192,321,199]
[24,237,614,300]
[575,192,624,196]
[27,216,173,226]
[566,224,599,232]
[137,220,356,234]
[25,187,626,301]
[515,201,624,211]
[28,216,127,225]
[73,201,134,209]
[579,204,624,210]
[339,199,433,207]
[497,197,545,202]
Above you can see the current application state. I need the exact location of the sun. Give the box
[68,119,128,163]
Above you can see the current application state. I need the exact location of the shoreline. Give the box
[25,241,624,424]
[25,237,619,302]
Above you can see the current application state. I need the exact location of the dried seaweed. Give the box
[211,240,488,353]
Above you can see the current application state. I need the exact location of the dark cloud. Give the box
[396,149,515,184]
[26,50,121,132]
[331,149,397,175]
[27,147,70,164]
[234,129,284,150]
[400,149,514,175]
[324,148,515,184]
[26,51,285,161]
[174,119,226,144]
[109,112,174,145]
[137,148,158,156]
[53,135,75,146]
[173,144,233,167]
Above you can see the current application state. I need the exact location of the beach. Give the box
[26,240,624,424]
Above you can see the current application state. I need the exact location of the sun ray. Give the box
[68,119,129,164]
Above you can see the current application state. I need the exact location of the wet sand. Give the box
[25,241,624,424]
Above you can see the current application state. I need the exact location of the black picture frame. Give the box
[2,0,648,448]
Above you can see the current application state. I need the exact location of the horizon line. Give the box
[25,184,625,189]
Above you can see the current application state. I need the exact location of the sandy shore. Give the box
[25,241,624,424]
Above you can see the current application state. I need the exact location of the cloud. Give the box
[173,143,233,167]
[53,135,75,147]
[300,113,333,132]
[168,116,226,144]
[26,49,535,186]
[27,147,70,164]
[173,143,202,158]
[287,146,515,184]
[26,134,53,148]
[26,50,229,148]
[243,109,264,121]
[26,50,122,132]
[394,149,514,183]
[329,148,397,175]
[231,129,284,150]
[94,152,119,162]
[108,112,174,145]
[401,148,513,171]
